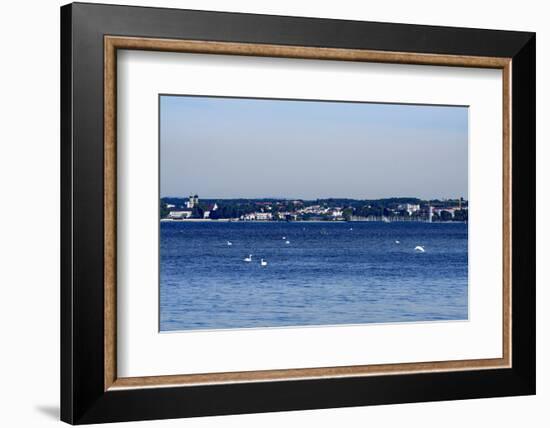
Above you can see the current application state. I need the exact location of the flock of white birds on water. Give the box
[224,231,426,267]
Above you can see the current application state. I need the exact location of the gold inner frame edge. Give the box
[104,36,512,391]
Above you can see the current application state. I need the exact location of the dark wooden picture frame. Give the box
[61,2,535,424]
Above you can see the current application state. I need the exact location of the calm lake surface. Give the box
[160,221,468,331]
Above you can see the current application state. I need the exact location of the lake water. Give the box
[160,221,468,331]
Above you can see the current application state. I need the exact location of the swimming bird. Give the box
[226,241,233,246]
[285,240,290,244]
[282,236,286,240]
[414,245,425,252]
[260,259,268,267]
[349,228,353,231]
[243,254,252,262]
[395,240,400,244]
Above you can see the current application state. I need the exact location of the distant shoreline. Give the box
[159,219,462,224]
[161,196,468,224]
[161,218,234,222]
[160,218,334,223]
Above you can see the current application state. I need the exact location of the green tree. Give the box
[160,202,170,219]
[343,207,354,220]
[192,206,204,219]
[453,209,468,222]
[440,210,453,222]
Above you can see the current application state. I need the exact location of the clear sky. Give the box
[160,95,468,200]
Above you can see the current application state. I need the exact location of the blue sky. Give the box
[160,95,468,200]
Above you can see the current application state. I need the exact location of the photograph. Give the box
[159,95,469,331]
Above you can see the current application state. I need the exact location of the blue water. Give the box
[160,221,468,331]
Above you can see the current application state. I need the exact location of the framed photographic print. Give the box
[60,2,536,424]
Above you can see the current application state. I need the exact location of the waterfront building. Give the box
[168,210,193,219]
[397,203,421,215]
[240,212,273,221]
[254,212,273,221]
[434,207,458,217]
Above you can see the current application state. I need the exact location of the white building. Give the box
[186,194,199,209]
[398,203,420,215]
[168,210,192,219]
[242,212,273,221]
[434,208,459,217]
[254,212,273,221]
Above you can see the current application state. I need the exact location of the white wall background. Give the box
[0,0,546,426]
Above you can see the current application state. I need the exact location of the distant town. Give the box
[161,194,468,223]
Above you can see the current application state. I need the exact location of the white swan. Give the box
[260,259,268,267]
[282,236,286,240]
[243,254,252,262]
[414,245,425,252]
[226,241,232,246]
[395,240,400,244]
[285,240,290,244]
